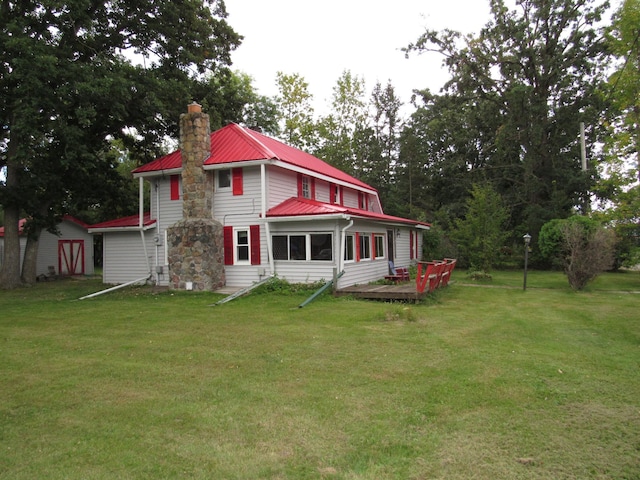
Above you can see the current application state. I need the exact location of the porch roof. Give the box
[266,197,430,229]
[88,213,156,233]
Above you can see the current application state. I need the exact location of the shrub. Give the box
[539,216,616,290]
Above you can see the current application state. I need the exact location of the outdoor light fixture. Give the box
[523,233,531,291]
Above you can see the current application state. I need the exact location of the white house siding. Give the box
[37,221,94,276]
[150,176,184,284]
[213,165,262,223]
[265,167,297,208]
[102,231,154,285]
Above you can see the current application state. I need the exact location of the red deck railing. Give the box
[416,258,457,294]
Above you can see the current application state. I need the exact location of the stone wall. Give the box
[167,219,224,291]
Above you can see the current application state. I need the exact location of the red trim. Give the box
[371,233,376,259]
[170,175,180,200]
[355,232,361,262]
[250,225,261,265]
[58,240,85,275]
[223,226,234,265]
[232,168,243,195]
[339,186,344,206]
[297,174,303,197]
[310,178,316,200]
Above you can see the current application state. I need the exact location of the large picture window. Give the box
[272,233,332,261]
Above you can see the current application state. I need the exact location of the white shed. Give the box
[0,216,94,277]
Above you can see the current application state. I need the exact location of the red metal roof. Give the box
[0,216,89,237]
[266,197,431,228]
[132,123,374,191]
[89,212,155,230]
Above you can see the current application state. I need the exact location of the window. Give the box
[359,233,371,261]
[375,234,385,259]
[358,192,368,210]
[297,174,314,199]
[223,225,261,266]
[344,234,355,262]
[272,233,333,261]
[236,229,250,263]
[218,169,231,189]
[330,183,339,204]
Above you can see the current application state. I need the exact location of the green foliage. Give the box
[403,0,610,238]
[1,276,639,478]
[252,276,327,295]
[451,184,509,271]
[539,216,616,289]
[274,72,317,150]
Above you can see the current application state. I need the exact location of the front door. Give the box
[387,230,395,272]
[58,240,85,276]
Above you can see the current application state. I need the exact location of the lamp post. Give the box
[523,233,531,291]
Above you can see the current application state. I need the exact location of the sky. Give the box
[222,0,492,116]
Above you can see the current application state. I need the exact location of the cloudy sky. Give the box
[223,0,492,115]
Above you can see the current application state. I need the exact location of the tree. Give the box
[315,70,368,175]
[593,0,640,268]
[0,1,242,288]
[451,184,509,271]
[274,72,316,150]
[404,0,611,243]
[539,216,615,289]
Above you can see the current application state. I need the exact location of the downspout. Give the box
[155,179,161,283]
[339,217,353,276]
[261,164,275,275]
[138,177,151,277]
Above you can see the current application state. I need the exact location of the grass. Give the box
[1,271,639,479]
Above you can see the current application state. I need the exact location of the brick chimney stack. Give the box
[180,102,213,219]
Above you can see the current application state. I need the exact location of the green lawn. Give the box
[1,271,639,479]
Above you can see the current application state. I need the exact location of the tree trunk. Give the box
[0,204,22,289]
[21,229,42,285]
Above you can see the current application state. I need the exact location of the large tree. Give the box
[404,0,611,245]
[0,0,242,288]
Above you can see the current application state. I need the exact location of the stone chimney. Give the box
[166,103,224,291]
[180,102,213,219]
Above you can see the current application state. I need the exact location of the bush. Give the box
[539,216,616,290]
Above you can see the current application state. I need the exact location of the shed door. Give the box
[58,240,85,276]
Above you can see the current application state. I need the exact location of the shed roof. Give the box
[132,123,373,191]
[0,216,90,237]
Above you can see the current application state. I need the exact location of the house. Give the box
[0,216,94,278]
[89,103,429,290]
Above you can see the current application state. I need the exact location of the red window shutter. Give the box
[297,174,303,197]
[311,178,316,200]
[339,186,343,205]
[250,225,261,265]
[223,226,234,265]
[410,231,414,260]
[355,232,361,262]
[232,168,243,195]
[170,175,180,200]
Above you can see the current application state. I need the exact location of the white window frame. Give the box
[217,169,231,190]
[359,233,371,261]
[344,234,355,263]
[272,232,333,261]
[234,228,251,265]
[375,234,385,260]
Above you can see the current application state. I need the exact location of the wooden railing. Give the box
[416,258,457,294]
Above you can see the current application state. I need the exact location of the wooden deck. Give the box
[335,282,427,302]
